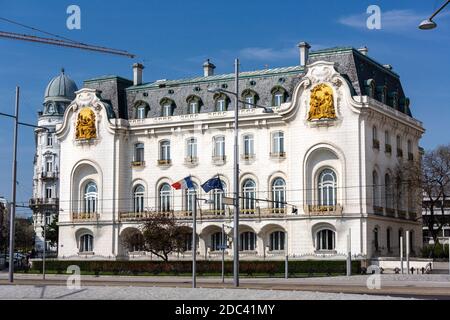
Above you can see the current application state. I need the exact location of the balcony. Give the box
[212,155,226,165]
[184,156,198,166]
[41,171,58,180]
[131,160,145,167]
[397,209,407,219]
[409,211,418,220]
[397,149,403,158]
[385,207,395,217]
[270,152,286,159]
[29,198,59,208]
[304,204,343,216]
[241,154,255,161]
[385,144,392,154]
[157,159,172,166]
[118,207,287,222]
[71,212,99,222]
[373,206,384,215]
[372,139,380,150]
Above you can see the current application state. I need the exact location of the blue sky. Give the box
[0,0,449,215]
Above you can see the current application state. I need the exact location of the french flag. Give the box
[171,176,195,190]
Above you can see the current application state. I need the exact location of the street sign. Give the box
[223,197,234,205]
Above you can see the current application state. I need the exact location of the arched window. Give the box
[214,93,229,112]
[186,96,202,114]
[159,183,172,212]
[240,231,256,251]
[211,232,227,251]
[269,231,285,251]
[135,102,149,119]
[271,87,287,107]
[84,182,97,213]
[272,178,286,211]
[374,228,379,252]
[160,140,171,161]
[316,229,335,251]
[318,169,337,207]
[377,86,387,104]
[184,183,198,214]
[213,136,225,159]
[186,137,197,159]
[365,79,376,98]
[242,179,256,212]
[134,143,144,162]
[373,171,379,206]
[211,181,227,214]
[372,126,379,149]
[271,131,285,155]
[407,139,413,160]
[241,89,258,109]
[133,185,145,213]
[160,98,175,117]
[243,134,254,157]
[79,234,93,252]
[385,173,393,209]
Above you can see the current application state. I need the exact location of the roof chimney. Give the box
[358,46,369,56]
[298,42,311,67]
[203,59,216,77]
[133,63,144,86]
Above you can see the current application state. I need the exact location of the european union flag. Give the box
[201,176,224,193]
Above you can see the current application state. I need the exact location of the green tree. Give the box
[42,214,59,249]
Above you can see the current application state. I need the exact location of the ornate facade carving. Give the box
[308,83,336,121]
[76,107,97,140]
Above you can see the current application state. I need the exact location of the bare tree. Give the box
[139,212,191,262]
[401,144,450,244]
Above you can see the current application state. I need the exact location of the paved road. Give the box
[1,273,450,299]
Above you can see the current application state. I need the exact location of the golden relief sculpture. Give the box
[75,107,97,140]
[307,83,336,121]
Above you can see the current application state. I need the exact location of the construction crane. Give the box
[0,30,135,58]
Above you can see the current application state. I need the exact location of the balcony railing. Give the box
[241,154,255,161]
[373,206,384,215]
[385,207,395,217]
[72,212,99,221]
[385,144,392,154]
[184,156,198,165]
[41,171,58,179]
[157,159,171,166]
[270,152,286,159]
[212,155,226,165]
[409,211,417,220]
[397,209,407,219]
[372,139,380,150]
[119,207,287,222]
[131,160,145,167]
[29,198,59,207]
[304,204,343,216]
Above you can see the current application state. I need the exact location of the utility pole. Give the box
[233,58,240,288]
[346,228,352,277]
[8,86,19,283]
[42,216,46,280]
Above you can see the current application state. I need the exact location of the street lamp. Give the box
[207,59,274,287]
[418,0,450,30]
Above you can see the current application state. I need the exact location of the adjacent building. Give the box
[29,69,78,253]
[43,43,424,260]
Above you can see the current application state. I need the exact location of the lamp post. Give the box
[207,59,273,287]
[43,215,46,280]
[419,0,450,30]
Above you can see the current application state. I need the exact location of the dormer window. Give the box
[214,93,229,112]
[376,86,387,104]
[160,98,175,117]
[388,91,399,109]
[364,79,376,98]
[241,89,259,109]
[186,95,202,114]
[271,86,287,107]
[135,102,150,119]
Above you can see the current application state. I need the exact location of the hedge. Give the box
[421,243,449,259]
[30,260,361,276]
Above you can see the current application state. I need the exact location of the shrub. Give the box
[30,260,361,276]
[421,243,449,259]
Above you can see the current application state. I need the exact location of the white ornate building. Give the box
[54,44,425,260]
[30,69,78,253]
